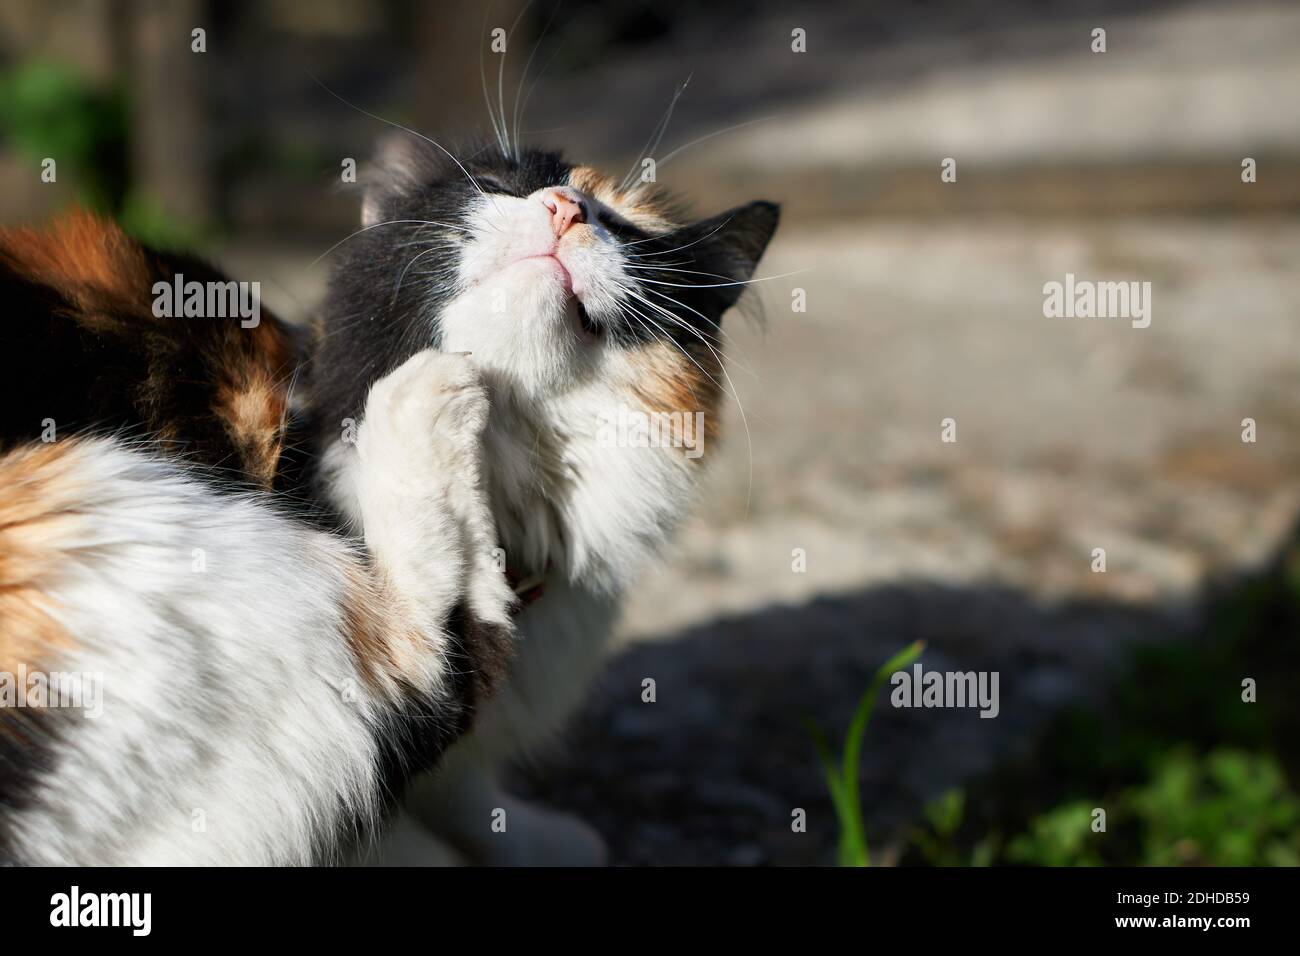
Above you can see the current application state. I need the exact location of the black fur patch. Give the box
[0,707,66,865]
[0,220,297,490]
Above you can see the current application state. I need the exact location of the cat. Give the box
[0,131,777,865]
[311,134,779,864]
[0,214,516,864]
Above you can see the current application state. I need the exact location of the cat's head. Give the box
[316,134,778,426]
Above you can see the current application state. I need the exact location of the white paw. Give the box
[355,350,515,629]
[479,799,608,867]
[359,350,489,480]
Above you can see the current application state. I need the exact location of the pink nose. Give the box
[542,188,587,237]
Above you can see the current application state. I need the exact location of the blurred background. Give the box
[3,0,1299,865]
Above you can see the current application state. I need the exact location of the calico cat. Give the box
[314,134,778,864]
[0,134,777,866]
[0,214,515,864]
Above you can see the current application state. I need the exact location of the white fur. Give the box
[338,184,712,865]
[14,439,380,865]
[7,350,510,865]
[444,190,633,396]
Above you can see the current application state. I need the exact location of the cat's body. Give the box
[0,135,777,865]
[313,139,777,863]
[0,216,515,864]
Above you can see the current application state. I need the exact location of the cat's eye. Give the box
[596,211,641,239]
[475,175,511,195]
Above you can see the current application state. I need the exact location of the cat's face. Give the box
[317,134,778,418]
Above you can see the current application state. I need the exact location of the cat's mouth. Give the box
[518,252,574,293]
[575,301,598,336]
[513,253,603,338]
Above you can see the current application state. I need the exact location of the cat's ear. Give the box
[678,200,780,314]
[361,132,434,227]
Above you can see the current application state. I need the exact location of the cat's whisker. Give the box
[616,301,721,402]
[655,115,776,170]
[624,286,746,373]
[308,219,470,269]
[392,245,446,305]
[618,277,748,356]
[308,71,492,201]
[616,299,722,390]
[621,259,694,269]
[638,287,756,369]
[501,0,541,160]
[480,5,509,157]
[621,287,758,508]
[619,74,691,193]
[511,2,553,158]
[621,289,737,396]
[619,217,733,255]
[627,267,810,290]
[515,9,567,150]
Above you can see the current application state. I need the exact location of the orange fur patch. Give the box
[1,210,296,488]
[340,563,419,697]
[213,320,294,488]
[0,443,85,676]
[629,341,722,457]
[568,166,677,233]
[0,210,150,320]
[341,562,511,705]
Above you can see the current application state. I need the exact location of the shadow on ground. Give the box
[513,572,1205,865]
[512,519,1300,866]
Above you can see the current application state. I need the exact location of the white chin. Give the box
[439,273,595,395]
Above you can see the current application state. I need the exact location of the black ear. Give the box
[674,200,780,316]
[360,132,437,227]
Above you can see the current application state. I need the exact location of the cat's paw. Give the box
[419,792,609,867]
[359,350,489,482]
[479,798,609,867]
[355,349,514,630]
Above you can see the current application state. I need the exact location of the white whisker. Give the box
[621,288,756,509]
[308,72,491,200]
[620,74,692,192]
[628,267,811,290]
[510,0,557,158]
[655,115,776,169]
[308,219,469,270]
[620,217,733,255]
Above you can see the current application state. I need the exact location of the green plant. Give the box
[1129,748,1300,866]
[810,640,924,866]
[118,191,212,252]
[1006,800,1105,866]
[1001,748,1300,866]
[0,60,128,211]
[903,533,1300,867]
[909,788,1000,866]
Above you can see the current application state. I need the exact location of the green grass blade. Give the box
[807,719,864,865]
[838,640,925,865]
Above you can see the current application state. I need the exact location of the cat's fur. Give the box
[0,134,777,865]
[312,137,778,864]
[0,217,514,864]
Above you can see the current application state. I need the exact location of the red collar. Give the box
[505,566,547,613]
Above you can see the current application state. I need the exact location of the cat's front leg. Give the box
[344,350,517,712]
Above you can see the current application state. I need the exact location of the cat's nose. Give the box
[541,188,587,237]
